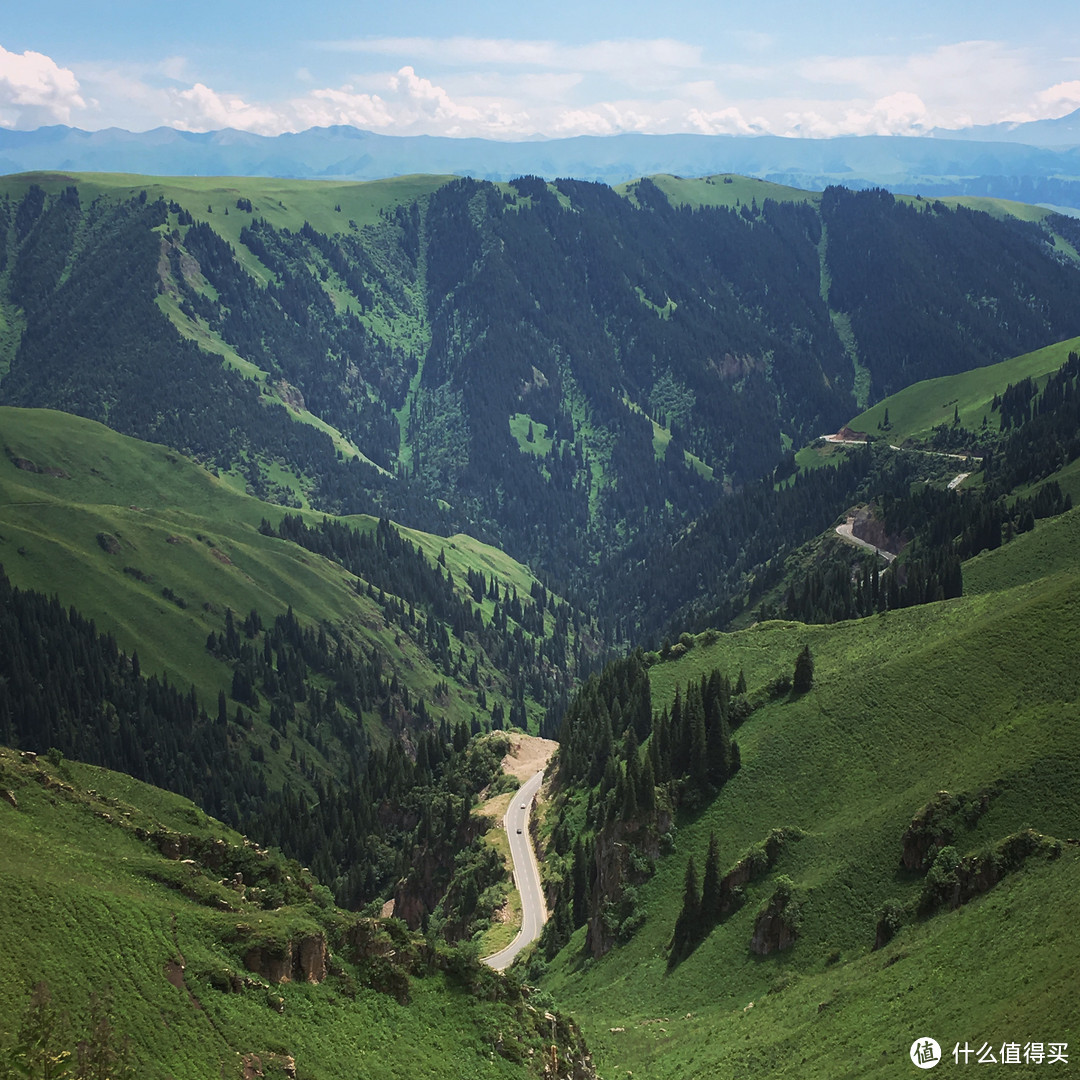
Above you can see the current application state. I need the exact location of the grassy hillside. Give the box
[0,171,450,469]
[627,174,1066,226]
[6,170,1080,626]
[539,512,1080,1078]
[839,334,1080,449]
[0,746,585,1080]
[0,171,451,240]
[620,173,817,210]
[0,405,595,752]
[964,497,1080,596]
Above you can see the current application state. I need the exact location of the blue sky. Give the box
[2,1,1079,138]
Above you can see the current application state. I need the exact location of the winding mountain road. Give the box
[835,519,897,563]
[482,768,548,971]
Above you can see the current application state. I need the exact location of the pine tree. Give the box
[638,753,657,816]
[700,832,722,925]
[793,644,814,693]
[681,856,701,922]
[669,856,702,965]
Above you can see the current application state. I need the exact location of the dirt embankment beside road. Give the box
[500,734,557,783]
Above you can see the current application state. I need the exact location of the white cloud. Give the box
[292,86,394,130]
[779,92,930,137]
[172,83,285,135]
[552,103,653,136]
[0,44,85,127]
[1007,79,1080,122]
[686,105,762,136]
[317,35,703,83]
[795,41,1036,129]
[384,66,524,135]
[4,32,1072,142]
[194,66,531,138]
[1041,80,1080,109]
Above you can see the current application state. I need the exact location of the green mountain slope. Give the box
[4,169,1080,1079]
[0,404,603,916]
[4,172,1080,613]
[838,334,1080,450]
[0,746,590,1080]
[537,515,1080,1078]
[0,405,594,736]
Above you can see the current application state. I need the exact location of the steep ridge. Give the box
[536,510,1080,1078]
[0,405,603,916]
[0,746,594,1080]
[3,173,1080,609]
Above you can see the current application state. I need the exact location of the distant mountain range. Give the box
[2,111,1080,208]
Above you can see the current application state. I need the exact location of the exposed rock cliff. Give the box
[586,809,671,958]
[243,933,327,984]
[750,877,801,956]
[900,788,996,871]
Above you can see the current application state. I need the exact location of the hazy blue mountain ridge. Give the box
[3,118,1080,207]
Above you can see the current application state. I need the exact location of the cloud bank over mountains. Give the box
[3,34,1080,142]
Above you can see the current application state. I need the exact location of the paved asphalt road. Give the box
[482,769,547,971]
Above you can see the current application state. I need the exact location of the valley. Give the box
[1,167,1078,1079]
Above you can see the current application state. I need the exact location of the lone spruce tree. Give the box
[669,856,702,966]
[700,832,722,926]
[794,644,815,693]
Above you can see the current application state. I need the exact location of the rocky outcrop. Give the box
[586,810,671,958]
[392,847,443,929]
[716,827,799,918]
[296,935,328,982]
[750,878,801,956]
[150,830,289,890]
[920,829,1060,915]
[241,1052,296,1080]
[11,456,69,478]
[901,789,996,871]
[878,828,1062,949]
[154,830,230,869]
[849,506,901,557]
[243,933,327,984]
[836,426,869,442]
[96,532,121,554]
[390,815,484,932]
[750,908,799,955]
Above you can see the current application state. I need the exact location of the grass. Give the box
[475,792,524,959]
[964,504,1080,596]
[0,172,454,239]
[0,405,562,755]
[552,851,1079,1079]
[508,413,553,458]
[539,523,1080,1078]
[842,335,1080,448]
[0,748,565,1080]
[894,193,1056,224]
[627,174,818,211]
[626,175,1064,232]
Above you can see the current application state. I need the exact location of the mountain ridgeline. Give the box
[4,165,1080,1080]
[2,174,1080,630]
